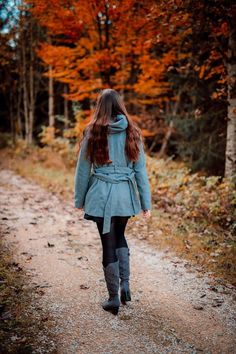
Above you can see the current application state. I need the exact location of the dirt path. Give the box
[0,169,235,354]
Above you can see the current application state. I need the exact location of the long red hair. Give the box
[76,89,142,165]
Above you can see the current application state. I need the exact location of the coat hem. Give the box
[84,213,135,223]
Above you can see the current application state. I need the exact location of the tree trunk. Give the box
[28,20,34,145]
[225,17,236,177]
[48,65,55,130]
[17,74,23,139]
[9,90,16,145]
[158,88,183,158]
[120,52,126,100]
[22,36,29,144]
[64,84,69,129]
[158,120,174,158]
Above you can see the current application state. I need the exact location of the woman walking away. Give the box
[74,89,152,315]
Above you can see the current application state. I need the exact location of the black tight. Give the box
[96,216,129,267]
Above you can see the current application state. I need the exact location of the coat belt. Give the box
[91,166,140,234]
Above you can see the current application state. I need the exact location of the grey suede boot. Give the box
[116,247,131,304]
[102,260,120,315]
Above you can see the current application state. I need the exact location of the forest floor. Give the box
[0,167,236,353]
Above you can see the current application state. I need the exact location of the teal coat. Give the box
[74,114,152,234]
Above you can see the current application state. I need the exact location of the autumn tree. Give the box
[0,0,233,176]
[0,1,19,143]
[135,0,231,174]
[225,4,236,177]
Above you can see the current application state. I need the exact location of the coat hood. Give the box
[108,114,128,134]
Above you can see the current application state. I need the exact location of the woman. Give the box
[74,88,151,315]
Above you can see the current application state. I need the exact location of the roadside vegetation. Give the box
[0,235,54,353]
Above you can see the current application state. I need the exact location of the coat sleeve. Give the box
[74,135,92,208]
[133,141,152,210]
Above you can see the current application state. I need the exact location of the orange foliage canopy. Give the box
[25,0,228,141]
[25,0,189,106]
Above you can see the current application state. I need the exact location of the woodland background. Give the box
[0,1,236,282]
[0,0,235,177]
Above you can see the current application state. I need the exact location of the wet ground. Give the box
[0,169,235,354]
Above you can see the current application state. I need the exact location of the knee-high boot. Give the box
[102,260,120,315]
[116,247,131,304]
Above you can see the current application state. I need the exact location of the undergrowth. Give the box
[0,235,53,353]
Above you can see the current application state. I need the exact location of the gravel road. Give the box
[0,169,235,354]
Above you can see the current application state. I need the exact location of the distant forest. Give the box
[0,0,235,177]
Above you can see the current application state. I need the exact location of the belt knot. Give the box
[91,165,139,234]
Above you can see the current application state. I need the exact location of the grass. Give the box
[0,144,235,286]
[0,237,55,353]
[127,210,236,284]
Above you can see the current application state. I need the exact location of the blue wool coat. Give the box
[74,114,152,234]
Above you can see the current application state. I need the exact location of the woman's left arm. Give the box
[74,136,92,209]
[133,141,152,212]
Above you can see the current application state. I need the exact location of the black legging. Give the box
[96,216,129,267]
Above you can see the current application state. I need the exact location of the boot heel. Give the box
[111,307,119,315]
[103,306,119,315]
[121,289,131,304]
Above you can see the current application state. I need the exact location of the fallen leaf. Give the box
[193,305,204,310]
[80,284,89,290]
[47,242,55,247]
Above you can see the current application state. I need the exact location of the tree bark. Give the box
[120,52,126,100]
[158,88,183,158]
[158,120,174,158]
[28,18,34,145]
[225,12,236,177]
[9,90,16,145]
[17,70,23,139]
[22,34,29,144]
[48,65,55,129]
[64,84,69,129]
